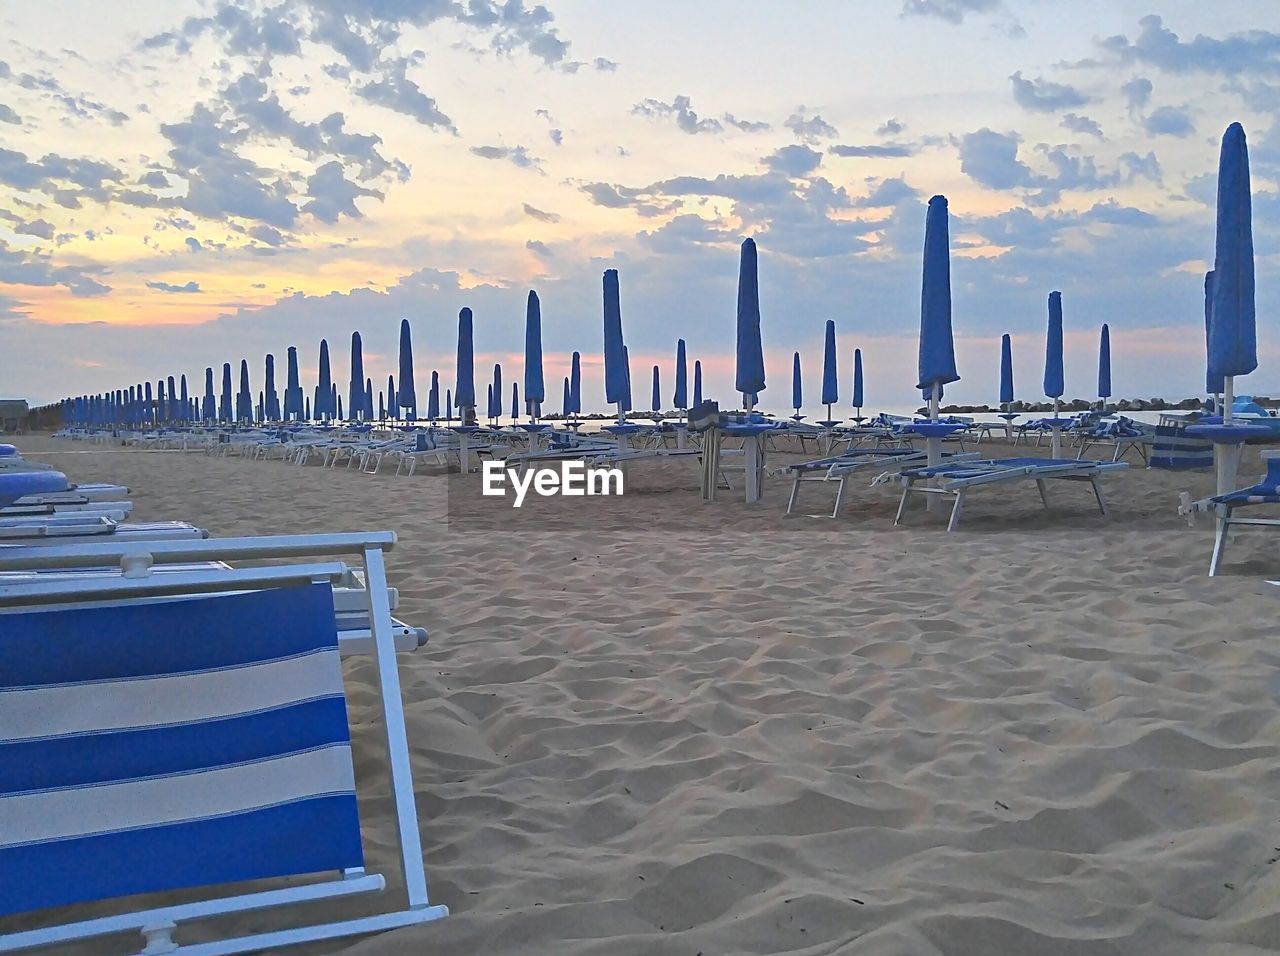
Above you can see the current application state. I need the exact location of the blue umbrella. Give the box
[397,318,416,419]
[331,384,338,421]
[157,380,167,423]
[378,391,385,420]
[999,334,1014,406]
[257,390,264,423]
[821,320,838,412]
[735,238,766,404]
[387,374,397,421]
[693,360,703,407]
[486,384,494,422]
[1044,291,1065,405]
[305,394,311,421]
[1098,324,1111,406]
[204,368,216,422]
[491,364,503,422]
[511,382,520,422]
[364,377,374,420]
[651,365,661,415]
[525,290,545,417]
[349,332,365,422]
[674,339,688,410]
[1205,271,1225,401]
[219,364,232,422]
[852,348,864,415]
[237,360,253,422]
[562,376,571,417]
[285,346,302,419]
[1209,122,1256,422]
[456,308,476,417]
[264,354,279,420]
[570,351,582,415]
[166,376,177,421]
[337,393,344,421]
[179,375,188,423]
[428,370,440,420]
[621,345,632,413]
[603,270,627,414]
[791,352,803,417]
[445,388,453,423]
[317,340,333,419]
[918,195,959,413]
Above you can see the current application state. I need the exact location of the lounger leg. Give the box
[786,478,801,515]
[947,490,964,532]
[831,477,846,519]
[894,485,913,525]
[1035,478,1050,509]
[1208,515,1230,576]
[1090,476,1109,516]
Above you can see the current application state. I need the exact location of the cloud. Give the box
[632,95,723,135]
[763,145,822,177]
[877,118,905,136]
[1009,71,1090,112]
[593,57,618,71]
[185,237,203,253]
[549,128,563,146]
[470,144,543,171]
[355,61,455,130]
[301,161,382,222]
[1121,76,1153,114]
[248,224,286,246]
[578,181,678,217]
[0,104,19,124]
[852,176,920,208]
[146,280,201,293]
[1060,113,1104,138]
[828,143,914,158]
[1143,105,1194,138]
[522,202,561,223]
[723,113,770,133]
[14,219,55,240]
[785,107,838,143]
[900,0,1000,23]
[525,239,553,257]
[0,239,109,296]
[1093,15,1280,76]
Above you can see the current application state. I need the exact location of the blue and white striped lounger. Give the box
[1191,454,1280,576]
[895,457,1129,532]
[0,531,447,954]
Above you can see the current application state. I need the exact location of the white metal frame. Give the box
[0,532,448,955]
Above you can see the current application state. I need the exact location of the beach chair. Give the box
[0,532,448,955]
[895,457,1128,532]
[778,448,947,517]
[1179,452,1280,576]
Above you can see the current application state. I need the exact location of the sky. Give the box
[1,0,1278,413]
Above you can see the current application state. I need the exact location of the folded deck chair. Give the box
[0,518,207,545]
[1184,453,1280,576]
[779,448,977,517]
[0,532,448,955]
[895,457,1128,532]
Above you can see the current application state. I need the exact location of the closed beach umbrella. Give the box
[652,365,661,414]
[456,308,476,417]
[204,368,216,422]
[999,335,1014,406]
[331,384,338,421]
[349,332,365,422]
[219,364,232,422]
[918,195,959,414]
[338,394,344,422]
[603,270,627,413]
[791,352,803,415]
[511,382,520,422]
[735,238,766,405]
[1098,324,1111,407]
[237,359,252,422]
[1208,122,1256,423]
[852,348,865,415]
[570,351,582,415]
[486,384,494,422]
[305,395,311,421]
[674,339,688,410]
[622,345,633,413]
[525,290,545,417]
[387,375,397,420]
[317,339,333,419]
[1205,271,1225,402]
[446,388,452,423]
[364,377,374,420]
[693,360,703,407]
[378,392,385,420]
[1044,291,1065,407]
[428,370,440,420]
[821,320,838,409]
[264,355,279,420]
[491,364,503,422]
[562,376,571,417]
[285,346,302,419]
[179,375,188,423]
[397,318,416,419]
[166,376,177,421]
[156,380,166,423]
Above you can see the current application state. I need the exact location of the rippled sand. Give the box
[8,434,1280,955]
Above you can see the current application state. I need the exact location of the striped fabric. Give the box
[0,583,363,916]
[1150,423,1213,470]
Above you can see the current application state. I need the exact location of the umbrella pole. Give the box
[1213,376,1240,497]
[926,392,942,514]
[1051,398,1062,459]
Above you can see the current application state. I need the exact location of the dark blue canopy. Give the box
[674,339,688,409]
[1000,334,1014,405]
[525,290,545,411]
[918,195,959,399]
[456,308,476,410]
[1208,123,1257,379]
[735,238,766,399]
[349,332,365,421]
[1044,291,1065,400]
[603,270,627,406]
[397,318,416,417]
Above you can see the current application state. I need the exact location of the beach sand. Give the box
[6,434,1280,955]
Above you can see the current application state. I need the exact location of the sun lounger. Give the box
[895,457,1129,531]
[1179,452,1280,575]
[779,448,978,517]
[0,531,447,955]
